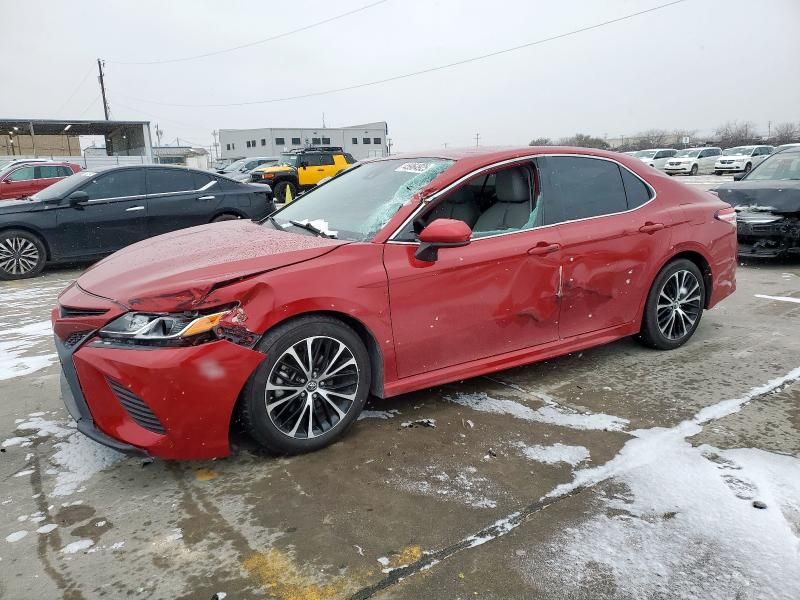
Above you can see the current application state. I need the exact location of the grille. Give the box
[107,378,166,435]
[60,305,109,319]
[64,330,91,349]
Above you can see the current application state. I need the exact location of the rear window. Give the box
[146,169,196,195]
[620,167,653,209]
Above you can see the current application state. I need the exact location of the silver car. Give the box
[633,148,677,170]
[217,157,279,181]
[664,147,722,176]
[714,145,774,175]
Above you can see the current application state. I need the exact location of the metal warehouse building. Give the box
[219,121,388,161]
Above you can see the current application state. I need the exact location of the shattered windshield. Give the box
[269,158,454,241]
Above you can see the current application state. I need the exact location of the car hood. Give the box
[713,180,800,214]
[0,198,48,213]
[77,220,347,311]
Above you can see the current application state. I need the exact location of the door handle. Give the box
[316,168,325,172]
[639,222,665,233]
[198,195,215,200]
[527,242,561,256]
[125,205,145,212]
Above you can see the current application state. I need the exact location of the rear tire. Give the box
[212,213,241,222]
[637,259,705,350]
[690,164,698,176]
[273,180,298,204]
[0,229,47,280]
[239,316,371,454]
[714,171,722,176]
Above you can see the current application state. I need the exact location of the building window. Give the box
[246,141,251,148]
[352,137,358,144]
[291,137,301,145]
[231,143,235,150]
[322,137,330,145]
[226,143,231,151]
[312,137,321,145]
[374,137,381,145]
[251,140,256,147]
[275,137,285,146]
[363,138,371,144]
[261,138,266,146]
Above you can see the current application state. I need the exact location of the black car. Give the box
[713,146,800,258]
[0,165,274,280]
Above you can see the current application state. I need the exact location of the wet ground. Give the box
[2,225,800,597]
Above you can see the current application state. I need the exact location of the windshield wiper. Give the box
[266,215,283,230]
[289,220,336,238]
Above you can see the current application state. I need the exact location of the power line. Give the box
[108,0,389,65]
[118,0,688,108]
[54,65,95,116]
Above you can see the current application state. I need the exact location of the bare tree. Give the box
[528,137,552,146]
[558,133,609,149]
[772,122,799,144]
[714,121,757,148]
[634,129,670,148]
[670,128,698,148]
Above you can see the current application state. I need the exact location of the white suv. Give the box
[633,148,677,170]
[664,147,722,176]
[714,145,773,175]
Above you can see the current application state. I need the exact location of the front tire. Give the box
[273,180,298,203]
[239,316,371,454]
[0,229,47,280]
[637,259,705,350]
[690,164,698,176]
[744,162,752,173]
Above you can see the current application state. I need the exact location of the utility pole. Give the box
[443,142,448,149]
[474,133,480,147]
[322,112,326,128]
[97,59,110,120]
[212,130,219,161]
[386,137,392,156]
[768,120,772,140]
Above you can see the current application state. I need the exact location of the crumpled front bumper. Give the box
[737,211,800,257]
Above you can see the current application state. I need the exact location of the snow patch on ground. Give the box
[5,530,27,543]
[515,442,590,466]
[37,524,58,534]
[61,539,94,554]
[392,464,498,509]
[449,392,627,431]
[0,320,56,380]
[358,409,400,421]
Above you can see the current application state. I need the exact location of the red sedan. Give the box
[52,147,737,459]
[0,161,81,200]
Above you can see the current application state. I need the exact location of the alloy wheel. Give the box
[656,270,702,340]
[0,237,40,276]
[265,336,359,439]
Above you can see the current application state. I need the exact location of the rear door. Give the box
[145,168,215,236]
[537,156,675,339]
[34,165,72,193]
[54,168,148,258]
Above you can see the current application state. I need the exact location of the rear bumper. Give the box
[56,334,265,460]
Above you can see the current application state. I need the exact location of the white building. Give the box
[219,122,388,161]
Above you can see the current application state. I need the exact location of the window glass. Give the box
[146,169,196,195]
[251,140,256,147]
[8,166,35,181]
[275,137,284,146]
[312,137,321,145]
[620,167,652,209]
[82,169,146,200]
[226,143,231,151]
[322,137,331,145]
[352,137,358,144]
[374,138,382,145]
[543,157,627,224]
[698,150,707,158]
[318,153,335,166]
[291,137,301,145]
[192,171,215,190]
[37,166,66,179]
[59,166,74,177]
[363,138,371,144]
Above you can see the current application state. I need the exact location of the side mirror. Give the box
[68,190,89,206]
[414,218,471,262]
[1,179,10,184]
[733,172,747,181]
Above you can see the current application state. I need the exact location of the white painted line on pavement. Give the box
[755,294,800,305]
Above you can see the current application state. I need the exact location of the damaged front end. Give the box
[736,208,800,258]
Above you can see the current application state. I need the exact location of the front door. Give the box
[0,165,37,199]
[54,168,148,258]
[537,156,675,339]
[384,161,562,378]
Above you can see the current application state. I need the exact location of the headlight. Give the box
[97,308,231,346]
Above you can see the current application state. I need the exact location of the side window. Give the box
[318,153,335,166]
[698,150,707,158]
[542,157,627,224]
[59,166,74,177]
[82,170,146,200]
[7,166,35,182]
[146,169,196,195]
[192,172,216,190]
[620,167,653,209]
[37,166,64,179]
[654,151,666,159]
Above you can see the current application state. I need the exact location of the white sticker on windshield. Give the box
[78,171,96,177]
[394,162,436,174]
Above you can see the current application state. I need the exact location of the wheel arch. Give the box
[658,249,713,309]
[0,225,52,260]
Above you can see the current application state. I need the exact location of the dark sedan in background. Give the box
[713,146,800,258]
[0,165,274,279]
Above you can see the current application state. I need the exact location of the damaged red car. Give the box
[52,147,737,459]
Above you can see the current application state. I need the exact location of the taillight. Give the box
[715,206,736,226]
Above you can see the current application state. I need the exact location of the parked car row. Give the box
[629,145,774,175]
[215,156,279,181]
[0,165,274,279]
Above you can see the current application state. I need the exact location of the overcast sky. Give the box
[2,0,798,152]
